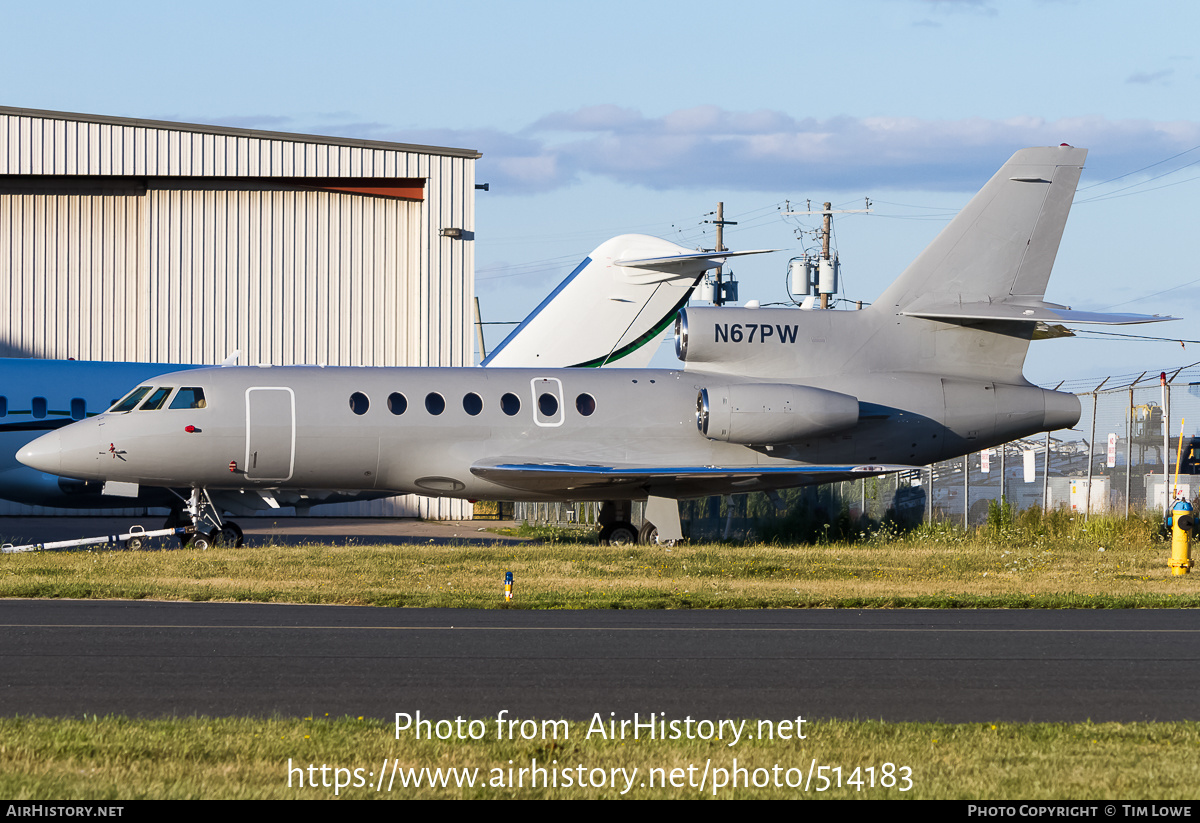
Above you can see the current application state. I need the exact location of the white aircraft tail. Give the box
[483,234,773,368]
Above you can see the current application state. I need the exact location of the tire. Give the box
[218,522,244,548]
[125,537,144,551]
[600,522,638,546]
[638,522,658,545]
[190,534,212,551]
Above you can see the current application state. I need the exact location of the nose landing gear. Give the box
[170,487,244,548]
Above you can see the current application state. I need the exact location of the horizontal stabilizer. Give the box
[615,247,776,274]
[900,298,1175,326]
[472,460,917,494]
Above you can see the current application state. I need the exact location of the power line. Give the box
[1070,329,1200,344]
[1076,142,1200,191]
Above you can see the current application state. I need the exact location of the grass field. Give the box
[3,715,1198,800]
[2,511,1197,608]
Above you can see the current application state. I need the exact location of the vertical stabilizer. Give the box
[876,145,1087,312]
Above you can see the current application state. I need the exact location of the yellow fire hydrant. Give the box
[1169,499,1194,576]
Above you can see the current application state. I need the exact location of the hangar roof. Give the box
[0,106,481,159]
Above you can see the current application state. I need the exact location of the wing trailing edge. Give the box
[471,460,918,495]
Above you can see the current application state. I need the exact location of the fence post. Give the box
[1042,430,1051,513]
[1000,443,1006,507]
[1085,391,1097,520]
[963,453,969,528]
[927,465,933,525]
[1126,386,1133,518]
[1163,372,1171,518]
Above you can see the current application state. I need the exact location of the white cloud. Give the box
[306,107,1200,196]
[917,0,998,14]
[1126,69,1173,85]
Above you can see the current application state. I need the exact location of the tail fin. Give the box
[482,234,773,368]
[675,147,1169,386]
[876,145,1087,313]
[871,145,1170,382]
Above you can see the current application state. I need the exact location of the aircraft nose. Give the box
[17,430,62,474]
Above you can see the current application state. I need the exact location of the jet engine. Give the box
[696,383,859,445]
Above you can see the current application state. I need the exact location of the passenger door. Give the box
[245,388,295,481]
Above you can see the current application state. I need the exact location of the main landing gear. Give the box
[168,487,244,549]
[597,499,682,546]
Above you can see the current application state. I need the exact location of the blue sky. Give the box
[5,0,1199,385]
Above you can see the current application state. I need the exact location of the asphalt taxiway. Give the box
[2,599,1197,723]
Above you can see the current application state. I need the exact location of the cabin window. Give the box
[501,392,520,416]
[425,392,445,415]
[139,387,173,411]
[463,392,483,416]
[576,394,596,416]
[350,392,370,415]
[70,398,86,420]
[110,387,152,413]
[0,396,6,417]
[32,397,47,419]
[538,393,559,417]
[388,392,407,415]
[169,387,207,409]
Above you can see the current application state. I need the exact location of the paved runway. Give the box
[3,600,1198,723]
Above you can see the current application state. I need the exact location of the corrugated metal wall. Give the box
[0,108,478,519]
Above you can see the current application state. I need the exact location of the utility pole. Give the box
[705,203,737,306]
[783,199,870,309]
[819,202,833,309]
[473,296,488,363]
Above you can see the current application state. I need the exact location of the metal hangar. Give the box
[0,106,481,518]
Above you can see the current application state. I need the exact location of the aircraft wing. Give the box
[470,460,919,495]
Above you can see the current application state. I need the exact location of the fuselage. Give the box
[0,358,202,509]
[18,363,1079,502]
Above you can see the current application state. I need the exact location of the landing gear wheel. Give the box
[599,522,638,546]
[217,522,244,548]
[190,533,213,551]
[638,522,658,545]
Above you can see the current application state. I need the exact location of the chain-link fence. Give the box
[518,366,1200,539]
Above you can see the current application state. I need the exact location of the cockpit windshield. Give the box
[109,386,208,412]
[139,387,174,410]
[109,387,152,413]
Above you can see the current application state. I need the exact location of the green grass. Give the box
[2,715,1198,799]
[2,512,1197,608]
